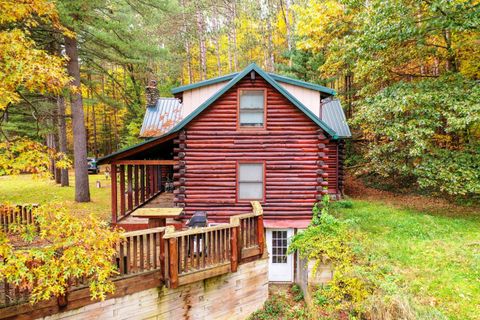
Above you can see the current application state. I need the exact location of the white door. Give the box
[266,229,294,282]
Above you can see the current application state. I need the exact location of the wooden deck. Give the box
[116,192,178,230]
[0,204,265,317]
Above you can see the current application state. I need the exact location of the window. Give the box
[271,230,288,263]
[238,89,265,128]
[238,163,264,201]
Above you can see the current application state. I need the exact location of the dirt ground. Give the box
[345,175,480,217]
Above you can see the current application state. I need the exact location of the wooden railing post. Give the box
[257,215,264,256]
[127,165,133,211]
[134,165,139,207]
[160,231,165,280]
[231,226,239,272]
[119,165,125,217]
[168,238,178,289]
[111,164,118,224]
[140,165,145,202]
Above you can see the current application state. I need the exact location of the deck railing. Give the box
[0,204,37,233]
[115,227,166,278]
[1,205,264,309]
[111,160,176,224]
[163,206,264,288]
[236,211,265,260]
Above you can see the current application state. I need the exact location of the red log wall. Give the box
[175,76,340,222]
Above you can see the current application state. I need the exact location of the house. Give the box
[97,63,351,282]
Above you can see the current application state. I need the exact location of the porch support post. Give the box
[127,165,133,211]
[257,215,265,256]
[231,226,239,272]
[168,238,179,288]
[119,165,125,217]
[111,164,117,224]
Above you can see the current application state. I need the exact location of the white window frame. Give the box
[237,162,265,202]
[238,89,266,129]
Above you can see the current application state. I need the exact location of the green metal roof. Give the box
[171,72,238,94]
[99,63,340,164]
[171,70,336,96]
[268,73,336,96]
[168,63,338,138]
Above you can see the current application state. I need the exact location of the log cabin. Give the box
[97,63,351,282]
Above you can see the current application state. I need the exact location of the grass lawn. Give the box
[1,174,479,319]
[0,173,112,221]
[334,200,480,320]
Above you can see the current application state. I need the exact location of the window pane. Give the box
[240,90,264,110]
[239,111,264,126]
[272,229,288,264]
[239,163,263,182]
[239,182,263,199]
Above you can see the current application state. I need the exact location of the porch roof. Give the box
[96,132,177,165]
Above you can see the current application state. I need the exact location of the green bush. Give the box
[354,74,480,197]
[289,200,420,318]
[249,289,311,320]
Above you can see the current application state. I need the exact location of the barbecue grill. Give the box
[186,211,208,256]
[186,211,208,228]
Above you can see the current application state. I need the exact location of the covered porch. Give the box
[97,133,181,231]
[111,160,177,230]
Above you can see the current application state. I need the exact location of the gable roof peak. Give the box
[167,62,338,138]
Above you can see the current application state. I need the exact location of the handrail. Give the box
[162,220,240,239]
[124,226,167,237]
[163,202,264,288]
[1,202,265,309]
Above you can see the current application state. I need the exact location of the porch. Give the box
[110,159,178,231]
[0,204,266,318]
[96,132,179,231]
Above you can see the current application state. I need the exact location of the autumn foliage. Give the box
[0,138,71,177]
[0,203,123,303]
[0,0,70,110]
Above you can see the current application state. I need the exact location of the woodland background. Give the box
[1,0,479,201]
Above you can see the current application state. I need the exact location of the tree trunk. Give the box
[53,105,61,184]
[57,95,69,187]
[443,29,457,72]
[232,1,238,71]
[196,6,207,80]
[46,130,56,179]
[227,33,233,72]
[64,34,90,202]
[92,103,98,158]
[280,0,293,66]
[213,17,222,76]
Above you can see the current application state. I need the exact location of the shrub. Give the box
[0,203,123,303]
[289,200,419,318]
[353,74,480,197]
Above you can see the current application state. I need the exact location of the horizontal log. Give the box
[186,131,320,137]
[185,156,319,161]
[185,160,317,165]
[186,145,319,151]
[184,182,236,187]
[112,160,177,165]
